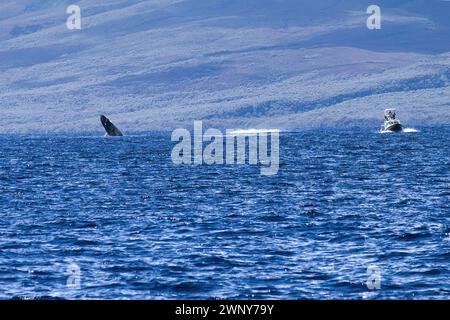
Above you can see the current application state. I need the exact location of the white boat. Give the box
[381,109,403,132]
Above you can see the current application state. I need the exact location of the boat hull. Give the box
[385,123,403,132]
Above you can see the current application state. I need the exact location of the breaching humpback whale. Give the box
[100,115,123,136]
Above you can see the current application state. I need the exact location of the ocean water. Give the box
[0,127,448,300]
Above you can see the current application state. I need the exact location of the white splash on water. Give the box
[228,129,281,135]
[403,128,419,133]
[379,127,419,134]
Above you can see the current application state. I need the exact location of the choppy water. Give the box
[0,127,449,299]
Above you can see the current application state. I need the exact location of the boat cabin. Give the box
[384,109,397,121]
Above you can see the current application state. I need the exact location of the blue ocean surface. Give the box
[0,127,448,300]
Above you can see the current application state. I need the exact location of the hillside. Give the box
[0,0,449,133]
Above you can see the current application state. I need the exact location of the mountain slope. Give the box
[0,0,449,133]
